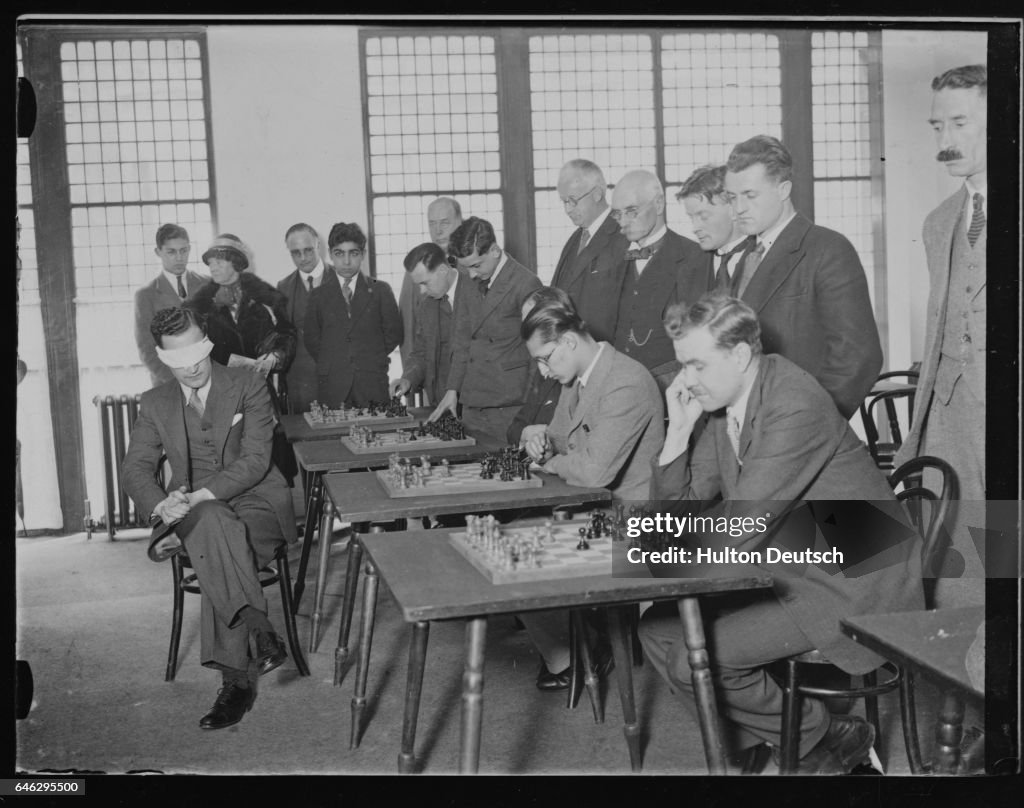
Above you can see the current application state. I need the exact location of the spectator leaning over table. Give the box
[639,292,922,774]
[304,222,403,409]
[134,223,208,386]
[429,216,542,443]
[389,242,467,407]
[122,306,297,731]
[517,289,665,691]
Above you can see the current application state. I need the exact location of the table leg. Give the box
[458,617,487,774]
[677,596,726,775]
[334,524,366,684]
[398,620,431,773]
[571,610,603,724]
[309,494,334,653]
[349,558,380,750]
[293,469,323,609]
[934,690,965,774]
[607,606,641,772]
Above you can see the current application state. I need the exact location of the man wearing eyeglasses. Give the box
[518,288,664,690]
[508,159,630,448]
[429,217,542,442]
[610,170,711,393]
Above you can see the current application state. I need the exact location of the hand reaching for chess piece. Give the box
[428,389,459,423]
[524,429,553,464]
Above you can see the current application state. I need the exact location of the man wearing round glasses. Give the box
[610,170,710,394]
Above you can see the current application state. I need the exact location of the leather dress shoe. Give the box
[254,630,288,676]
[796,715,875,774]
[536,663,572,692]
[199,682,256,730]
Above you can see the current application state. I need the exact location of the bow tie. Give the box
[624,237,665,261]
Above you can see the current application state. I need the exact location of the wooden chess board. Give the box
[303,411,416,430]
[448,520,614,584]
[374,462,542,498]
[340,432,476,454]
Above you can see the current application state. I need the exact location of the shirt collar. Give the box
[480,250,508,285]
[179,375,212,409]
[584,206,612,240]
[163,269,188,294]
[300,259,325,286]
[758,210,797,254]
[445,267,459,299]
[632,223,668,251]
[726,372,756,434]
[717,234,749,256]
[964,178,987,214]
[578,341,607,388]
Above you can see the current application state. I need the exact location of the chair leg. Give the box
[899,666,927,774]
[863,670,883,766]
[779,658,802,774]
[165,555,185,682]
[567,613,583,709]
[277,552,311,677]
[629,603,644,668]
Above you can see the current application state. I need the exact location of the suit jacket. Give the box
[740,213,882,420]
[398,271,421,366]
[543,344,664,502]
[550,214,629,343]
[121,362,296,544]
[134,269,208,385]
[612,228,710,388]
[304,269,403,408]
[651,354,923,674]
[447,254,543,409]
[277,268,320,412]
[402,270,468,406]
[896,187,986,467]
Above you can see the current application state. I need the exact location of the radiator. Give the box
[88,394,148,540]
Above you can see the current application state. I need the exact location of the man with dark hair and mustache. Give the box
[895,64,987,608]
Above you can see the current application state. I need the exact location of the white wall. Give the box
[880,30,987,371]
[206,25,367,286]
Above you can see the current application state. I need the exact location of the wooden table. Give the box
[314,470,612,668]
[841,607,984,774]
[291,432,504,613]
[280,407,434,442]
[354,530,773,774]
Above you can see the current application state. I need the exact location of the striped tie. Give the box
[967,193,985,247]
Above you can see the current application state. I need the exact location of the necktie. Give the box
[726,412,741,458]
[342,278,353,306]
[306,275,315,293]
[624,235,666,262]
[733,241,765,298]
[440,293,452,315]
[577,228,590,255]
[188,388,205,418]
[715,239,751,290]
[967,192,985,247]
[177,275,187,299]
[476,276,490,297]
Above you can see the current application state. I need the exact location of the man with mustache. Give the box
[895,64,987,607]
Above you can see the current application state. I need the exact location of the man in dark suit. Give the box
[134,223,207,386]
[723,135,882,419]
[677,164,749,292]
[430,217,542,442]
[277,223,329,413]
[639,293,922,773]
[397,197,463,367]
[390,242,465,407]
[508,158,629,445]
[122,307,297,730]
[304,222,403,409]
[610,170,711,393]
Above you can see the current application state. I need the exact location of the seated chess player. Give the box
[121,306,298,731]
[517,289,665,691]
[638,292,922,773]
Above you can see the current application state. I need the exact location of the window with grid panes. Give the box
[811,30,880,306]
[364,32,505,338]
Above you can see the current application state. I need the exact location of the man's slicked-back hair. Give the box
[156,223,190,248]
[561,158,607,193]
[726,135,794,184]
[447,216,497,260]
[327,222,367,251]
[663,291,762,357]
[403,242,447,273]
[285,222,319,242]
[931,64,987,95]
[150,306,205,348]
[677,164,728,203]
[521,288,590,343]
[522,285,570,315]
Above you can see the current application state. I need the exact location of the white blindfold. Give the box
[156,336,214,368]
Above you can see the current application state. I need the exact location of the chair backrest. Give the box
[888,455,959,602]
[860,370,919,468]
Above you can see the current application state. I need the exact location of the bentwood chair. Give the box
[777,456,958,774]
[859,371,919,470]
